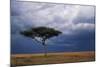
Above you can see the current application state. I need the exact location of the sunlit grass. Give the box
[11,51,95,66]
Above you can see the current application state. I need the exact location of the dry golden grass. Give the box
[11,51,95,66]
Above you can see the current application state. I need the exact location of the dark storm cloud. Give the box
[73,16,95,24]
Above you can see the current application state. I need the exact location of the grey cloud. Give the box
[11,1,95,35]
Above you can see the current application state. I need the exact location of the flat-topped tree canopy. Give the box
[20,27,62,40]
[20,29,33,38]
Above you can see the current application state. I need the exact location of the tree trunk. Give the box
[42,40,47,57]
[44,45,47,57]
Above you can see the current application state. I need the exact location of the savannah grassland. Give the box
[11,51,95,66]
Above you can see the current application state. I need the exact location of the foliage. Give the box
[20,27,62,40]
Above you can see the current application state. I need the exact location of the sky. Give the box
[11,0,95,54]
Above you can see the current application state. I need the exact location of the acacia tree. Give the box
[20,27,62,57]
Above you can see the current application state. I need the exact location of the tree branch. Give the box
[32,38,42,44]
[32,37,47,46]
